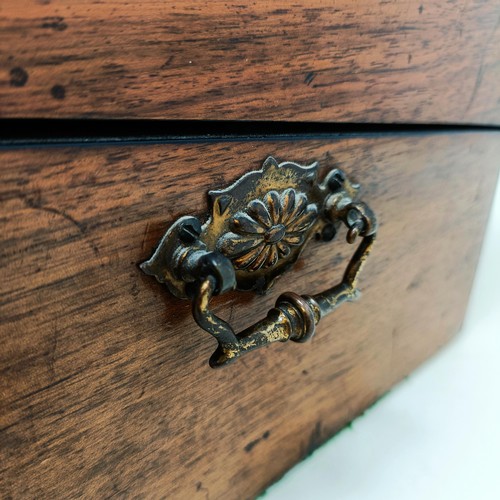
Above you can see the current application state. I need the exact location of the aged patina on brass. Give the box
[141,156,377,367]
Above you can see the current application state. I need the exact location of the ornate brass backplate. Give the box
[141,156,377,368]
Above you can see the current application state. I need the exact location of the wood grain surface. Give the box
[1,0,499,124]
[1,133,499,498]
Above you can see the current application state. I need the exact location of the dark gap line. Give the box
[0,119,499,149]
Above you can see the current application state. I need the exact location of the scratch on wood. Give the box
[464,13,500,115]
[304,71,316,85]
[24,198,87,235]
[196,481,210,500]
[141,222,150,251]
[244,430,271,453]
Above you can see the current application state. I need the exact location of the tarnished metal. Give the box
[141,156,377,368]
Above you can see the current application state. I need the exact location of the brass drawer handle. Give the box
[141,156,377,367]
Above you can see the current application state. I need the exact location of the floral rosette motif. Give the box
[218,188,318,271]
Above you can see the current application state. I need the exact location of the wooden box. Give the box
[1,1,499,498]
